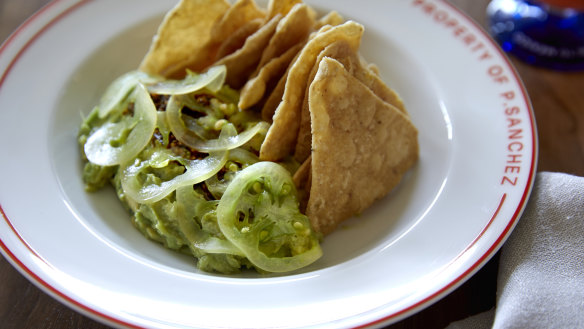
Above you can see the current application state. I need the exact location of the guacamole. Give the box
[78,66,321,274]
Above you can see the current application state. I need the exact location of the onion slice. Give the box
[121,150,228,204]
[98,71,159,118]
[146,66,226,95]
[166,95,269,153]
[85,83,157,166]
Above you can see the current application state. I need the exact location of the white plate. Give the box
[0,0,537,328]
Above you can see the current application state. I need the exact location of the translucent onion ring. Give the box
[121,150,228,204]
[146,65,226,95]
[166,95,270,153]
[98,71,160,118]
[85,83,157,166]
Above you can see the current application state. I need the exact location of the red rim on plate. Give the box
[0,0,537,328]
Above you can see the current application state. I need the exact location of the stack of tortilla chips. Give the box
[139,0,419,235]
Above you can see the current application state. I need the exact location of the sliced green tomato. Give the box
[166,95,270,152]
[217,162,322,273]
[205,148,260,199]
[175,186,244,256]
[84,83,157,166]
[121,150,228,204]
[98,71,159,118]
[146,65,226,95]
[156,111,171,146]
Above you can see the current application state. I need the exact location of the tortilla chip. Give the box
[139,0,230,76]
[256,3,316,70]
[367,62,380,76]
[306,57,418,234]
[215,18,264,59]
[239,42,303,110]
[259,26,328,121]
[210,0,266,42]
[214,14,282,89]
[294,40,408,162]
[315,11,344,29]
[265,0,303,20]
[292,155,312,213]
[259,21,364,161]
[353,57,407,115]
[261,69,288,122]
[161,0,269,78]
[294,39,361,162]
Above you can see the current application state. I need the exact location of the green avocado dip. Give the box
[77,66,322,274]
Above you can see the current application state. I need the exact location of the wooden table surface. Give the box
[1,0,583,328]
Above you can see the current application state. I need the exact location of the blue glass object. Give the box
[487,0,584,70]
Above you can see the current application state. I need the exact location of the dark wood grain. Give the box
[1,0,583,328]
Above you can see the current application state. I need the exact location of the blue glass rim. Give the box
[487,0,584,71]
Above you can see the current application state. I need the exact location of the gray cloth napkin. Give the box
[446,172,584,329]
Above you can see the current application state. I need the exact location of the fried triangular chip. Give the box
[160,0,268,78]
[367,62,380,76]
[265,0,303,20]
[294,39,408,162]
[256,3,315,70]
[261,69,288,122]
[239,42,303,110]
[306,57,418,234]
[215,18,264,60]
[210,0,266,42]
[214,14,282,88]
[259,21,364,161]
[315,11,344,29]
[139,0,230,76]
[354,56,407,115]
[292,154,312,213]
[294,40,360,162]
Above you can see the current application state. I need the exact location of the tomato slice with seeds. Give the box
[84,83,157,166]
[217,162,322,273]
